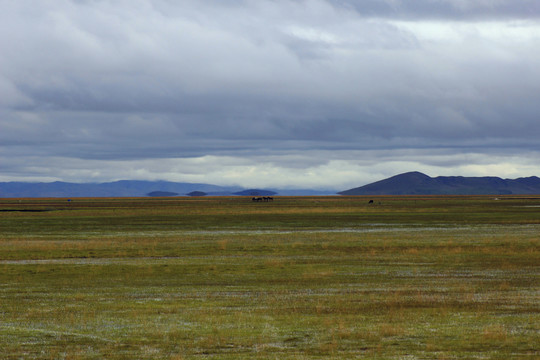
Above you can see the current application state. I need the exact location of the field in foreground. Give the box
[0,195,538,359]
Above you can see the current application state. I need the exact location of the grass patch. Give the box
[0,196,538,358]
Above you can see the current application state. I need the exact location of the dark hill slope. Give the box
[339,172,540,195]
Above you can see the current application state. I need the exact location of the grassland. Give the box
[0,195,538,359]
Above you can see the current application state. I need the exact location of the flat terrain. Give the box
[0,196,538,359]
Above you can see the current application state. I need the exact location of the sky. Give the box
[2,0,540,190]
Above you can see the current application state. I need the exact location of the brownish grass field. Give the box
[0,195,538,359]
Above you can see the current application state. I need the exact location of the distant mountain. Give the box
[186,191,207,197]
[0,181,242,198]
[233,189,277,196]
[339,172,540,195]
[271,189,336,196]
[147,191,179,197]
[0,181,335,198]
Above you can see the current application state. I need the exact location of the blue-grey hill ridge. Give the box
[0,181,333,198]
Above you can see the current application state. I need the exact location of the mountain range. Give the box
[2,172,540,197]
[339,171,540,195]
[0,180,333,198]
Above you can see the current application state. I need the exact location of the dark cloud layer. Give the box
[2,0,540,188]
[336,0,540,20]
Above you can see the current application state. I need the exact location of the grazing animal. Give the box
[368,199,374,204]
[252,197,273,202]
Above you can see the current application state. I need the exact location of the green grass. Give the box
[0,196,539,359]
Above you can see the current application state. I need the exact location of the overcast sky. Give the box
[2,0,540,190]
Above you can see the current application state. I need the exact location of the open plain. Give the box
[0,196,538,359]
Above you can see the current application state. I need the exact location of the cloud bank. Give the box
[2,1,540,189]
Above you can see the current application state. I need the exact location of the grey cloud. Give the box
[333,0,540,20]
[2,0,540,186]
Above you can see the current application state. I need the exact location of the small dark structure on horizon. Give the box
[252,196,273,202]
